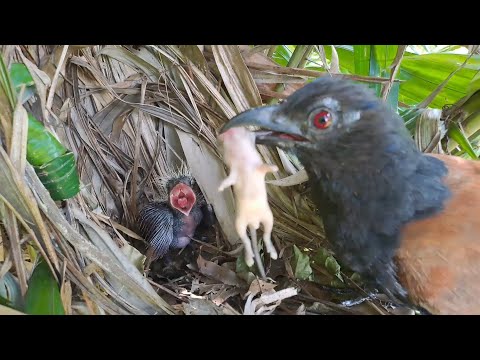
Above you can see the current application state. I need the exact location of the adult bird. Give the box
[220,76,480,315]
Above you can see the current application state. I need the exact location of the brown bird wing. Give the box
[396,153,480,314]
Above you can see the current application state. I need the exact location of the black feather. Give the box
[138,202,175,260]
[282,78,451,300]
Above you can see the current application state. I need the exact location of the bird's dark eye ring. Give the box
[313,110,332,130]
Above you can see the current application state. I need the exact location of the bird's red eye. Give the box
[313,110,332,129]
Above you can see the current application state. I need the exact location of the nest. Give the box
[0,45,414,315]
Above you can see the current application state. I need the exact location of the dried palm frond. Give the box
[1,45,407,315]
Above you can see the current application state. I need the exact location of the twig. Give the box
[46,45,69,119]
[381,45,407,101]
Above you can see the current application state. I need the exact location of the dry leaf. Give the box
[244,287,298,315]
[176,130,239,245]
[60,280,72,315]
[197,254,245,287]
[0,304,24,315]
[266,169,309,187]
[245,278,277,299]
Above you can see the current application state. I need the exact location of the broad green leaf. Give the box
[314,247,343,281]
[34,151,80,201]
[353,45,399,96]
[447,123,478,159]
[9,63,36,104]
[10,63,34,87]
[26,112,81,201]
[292,245,312,280]
[26,115,67,166]
[325,256,343,281]
[24,258,65,315]
[0,55,16,109]
[353,45,371,77]
[399,53,480,108]
[236,255,251,274]
[468,70,480,95]
[235,256,256,284]
[313,247,331,264]
[323,47,480,109]
[350,272,363,284]
[272,45,293,67]
[330,278,346,288]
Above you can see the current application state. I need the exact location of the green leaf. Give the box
[313,247,331,265]
[292,245,313,280]
[468,70,480,95]
[353,45,371,76]
[272,45,293,67]
[0,55,17,109]
[447,123,478,159]
[10,63,35,88]
[9,63,35,104]
[24,258,65,315]
[11,66,79,198]
[236,254,251,274]
[313,247,343,281]
[325,256,343,281]
[26,113,67,166]
[323,47,480,109]
[330,278,346,288]
[399,53,480,108]
[34,151,80,201]
[350,272,363,284]
[235,256,256,285]
[0,295,12,308]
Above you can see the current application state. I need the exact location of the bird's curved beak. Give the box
[219,105,307,148]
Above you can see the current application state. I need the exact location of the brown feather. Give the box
[397,154,480,314]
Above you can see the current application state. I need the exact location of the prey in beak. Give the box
[219,105,308,148]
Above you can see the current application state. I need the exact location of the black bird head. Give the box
[220,76,412,163]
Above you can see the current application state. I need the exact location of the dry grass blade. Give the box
[97,47,160,80]
[0,147,60,276]
[330,45,340,74]
[10,101,28,174]
[0,304,24,315]
[381,45,407,100]
[16,48,51,122]
[245,61,402,84]
[176,130,238,244]
[211,45,262,111]
[72,208,170,314]
[415,109,444,153]
[2,211,27,295]
[25,167,174,314]
[46,45,69,118]
[266,169,309,187]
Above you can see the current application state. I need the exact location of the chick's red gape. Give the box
[169,182,196,216]
[137,174,205,262]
